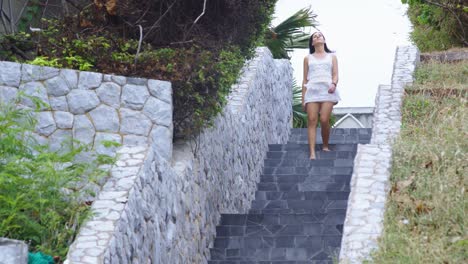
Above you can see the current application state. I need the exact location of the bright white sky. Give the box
[272,0,412,107]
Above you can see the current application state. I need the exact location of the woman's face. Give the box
[312,32,325,45]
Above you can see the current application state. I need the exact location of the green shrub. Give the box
[0,97,113,258]
[402,0,467,51]
[0,0,277,139]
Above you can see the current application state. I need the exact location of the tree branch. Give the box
[185,0,207,40]
[134,25,143,66]
[192,0,207,25]
[61,0,69,17]
[0,0,11,33]
[142,0,178,41]
[8,0,14,32]
[14,0,30,26]
[422,0,467,46]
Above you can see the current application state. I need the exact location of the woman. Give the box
[302,31,340,160]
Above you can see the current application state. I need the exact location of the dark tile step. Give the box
[290,128,371,135]
[209,261,334,264]
[268,144,358,152]
[259,175,351,184]
[250,200,347,212]
[266,151,356,160]
[213,235,343,249]
[287,137,367,144]
[263,166,353,176]
[264,159,355,168]
[220,212,346,226]
[209,247,339,261]
[215,224,343,237]
[248,207,347,215]
[262,166,353,176]
[257,181,350,192]
[254,191,350,201]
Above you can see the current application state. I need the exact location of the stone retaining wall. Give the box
[166,48,292,262]
[0,62,172,159]
[66,47,292,263]
[0,61,173,263]
[339,46,420,263]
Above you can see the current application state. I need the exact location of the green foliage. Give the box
[264,7,318,59]
[401,95,431,120]
[27,56,63,68]
[292,81,308,128]
[0,98,113,258]
[0,32,36,61]
[402,0,467,51]
[413,60,468,87]
[0,0,278,139]
[216,47,246,96]
[17,0,42,32]
[170,46,246,137]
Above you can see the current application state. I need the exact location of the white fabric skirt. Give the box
[304,82,341,104]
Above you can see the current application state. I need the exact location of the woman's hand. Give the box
[328,83,336,94]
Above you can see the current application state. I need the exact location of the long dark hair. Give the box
[309,32,332,54]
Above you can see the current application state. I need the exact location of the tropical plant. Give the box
[0,0,277,139]
[292,80,308,128]
[0,96,114,258]
[264,7,318,59]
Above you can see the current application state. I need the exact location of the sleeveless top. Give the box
[304,52,341,104]
[307,53,333,83]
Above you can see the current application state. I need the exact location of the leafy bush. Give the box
[402,0,467,51]
[0,0,277,138]
[0,97,113,259]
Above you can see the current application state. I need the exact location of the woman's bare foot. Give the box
[322,146,330,152]
[309,152,316,160]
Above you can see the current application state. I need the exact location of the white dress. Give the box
[304,53,341,104]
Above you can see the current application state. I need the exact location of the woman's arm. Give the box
[302,56,309,109]
[329,54,339,93]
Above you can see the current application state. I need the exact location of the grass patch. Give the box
[371,60,467,263]
[413,60,468,90]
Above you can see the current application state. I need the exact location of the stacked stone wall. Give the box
[339,46,420,263]
[0,61,173,263]
[0,47,293,263]
[95,47,292,263]
[0,62,172,158]
[163,48,293,262]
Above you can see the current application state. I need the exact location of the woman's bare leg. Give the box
[319,102,334,151]
[306,102,320,159]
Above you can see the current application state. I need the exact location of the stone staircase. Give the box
[208,128,372,264]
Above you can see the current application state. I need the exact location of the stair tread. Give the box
[220,212,346,226]
[213,235,342,248]
[254,191,349,201]
[208,127,368,263]
[215,223,343,237]
[208,260,333,264]
[210,247,339,261]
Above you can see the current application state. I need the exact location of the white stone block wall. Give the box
[161,48,292,263]
[68,47,291,263]
[0,61,173,263]
[339,46,420,263]
[0,62,173,160]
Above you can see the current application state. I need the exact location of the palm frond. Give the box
[292,79,308,128]
[287,33,310,49]
[274,7,318,37]
[265,7,318,59]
